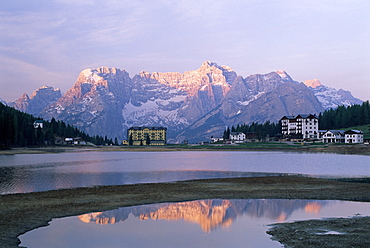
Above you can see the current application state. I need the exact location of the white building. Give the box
[281,114,319,140]
[229,132,246,143]
[344,130,363,144]
[33,120,43,129]
[211,137,224,143]
[322,130,345,143]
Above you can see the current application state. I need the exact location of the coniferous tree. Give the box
[319,101,370,130]
[0,102,112,147]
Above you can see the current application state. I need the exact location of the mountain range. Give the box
[6,61,363,143]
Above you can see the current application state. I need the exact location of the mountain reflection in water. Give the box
[79,199,327,232]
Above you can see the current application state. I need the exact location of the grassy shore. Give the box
[1,142,370,155]
[1,176,370,248]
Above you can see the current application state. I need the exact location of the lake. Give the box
[2,150,370,247]
[19,199,370,248]
[1,151,370,194]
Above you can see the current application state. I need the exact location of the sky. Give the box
[1,0,369,102]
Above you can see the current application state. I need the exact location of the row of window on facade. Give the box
[122,127,167,146]
[281,114,364,143]
[213,114,365,144]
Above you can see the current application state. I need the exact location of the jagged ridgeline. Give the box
[0,102,111,147]
[9,61,363,143]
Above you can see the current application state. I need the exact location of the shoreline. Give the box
[1,176,370,248]
[1,143,370,155]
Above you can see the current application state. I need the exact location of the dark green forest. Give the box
[0,102,113,147]
[318,101,370,130]
[224,101,370,139]
[223,121,281,140]
[2,100,370,147]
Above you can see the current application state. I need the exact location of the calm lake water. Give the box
[1,151,370,194]
[20,199,370,248]
[3,151,370,247]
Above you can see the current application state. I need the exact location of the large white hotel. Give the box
[281,114,319,140]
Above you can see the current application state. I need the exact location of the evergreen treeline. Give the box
[319,101,370,130]
[223,121,282,140]
[223,101,370,141]
[0,102,114,147]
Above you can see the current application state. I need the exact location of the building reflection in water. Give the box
[79,199,327,232]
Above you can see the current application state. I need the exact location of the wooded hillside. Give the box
[0,102,113,147]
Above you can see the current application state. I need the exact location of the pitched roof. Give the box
[326,130,345,135]
[280,114,318,120]
[230,132,245,135]
[344,130,363,134]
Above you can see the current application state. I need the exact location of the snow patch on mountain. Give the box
[122,95,189,130]
[304,79,362,110]
[276,70,293,82]
[237,91,266,106]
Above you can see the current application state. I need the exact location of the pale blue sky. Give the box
[1,0,369,101]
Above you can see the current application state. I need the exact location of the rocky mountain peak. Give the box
[305,79,362,109]
[200,60,219,68]
[9,61,363,142]
[30,86,61,98]
[10,86,61,116]
[78,67,129,84]
[20,93,30,101]
[304,79,322,88]
[275,70,294,82]
[11,93,30,112]
[139,71,151,78]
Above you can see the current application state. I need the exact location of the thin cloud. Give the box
[0,0,369,101]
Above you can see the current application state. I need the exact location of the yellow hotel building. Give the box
[127,127,167,145]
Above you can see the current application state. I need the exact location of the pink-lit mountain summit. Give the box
[8,61,362,142]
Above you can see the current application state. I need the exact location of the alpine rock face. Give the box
[9,62,363,142]
[304,79,363,110]
[10,86,62,116]
[176,71,325,142]
[42,67,132,139]
[40,62,237,141]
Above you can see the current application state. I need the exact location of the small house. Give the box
[33,120,43,129]
[229,132,246,143]
[322,130,345,143]
[211,137,224,143]
[344,130,363,144]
